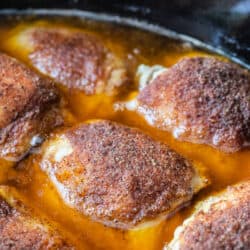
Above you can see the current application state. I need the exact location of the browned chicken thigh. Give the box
[19,27,128,95]
[0,186,73,249]
[133,57,250,153]
[167,181,250,250]
[0,53,62,163]
[40,120,208,229]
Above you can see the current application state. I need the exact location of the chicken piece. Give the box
[40,120,208,229]
[0,53,62,163]
[16,27,128,95]
[166,180,250,250]
[0,186,73,249]
[128,57,250,153]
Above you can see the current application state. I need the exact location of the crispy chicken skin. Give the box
[136,57,250,153]
[0,53,62,162]
[0,186,73,249]
[167,181,250,250]
[41,120,207,228]
[23,28,128,95]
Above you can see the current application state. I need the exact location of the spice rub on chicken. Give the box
[0,53,62,163]
[166,180,250,250]
[40,120,208,229]
[16,27,128,95]
[127,57,250,153]
[0,186,73,249]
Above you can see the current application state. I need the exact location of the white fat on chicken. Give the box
[114,64,167,112]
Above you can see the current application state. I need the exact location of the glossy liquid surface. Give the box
[0,15,249,250]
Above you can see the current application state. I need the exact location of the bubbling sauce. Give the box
[0,15,249,250]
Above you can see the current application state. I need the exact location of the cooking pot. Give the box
[0,0,249,69]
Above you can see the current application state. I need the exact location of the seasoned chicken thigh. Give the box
[124,57,250,153]
[40,120,208,228]
[166,180,250,250]
[0,53,62,163]
[0,186,73,249]
[15,27,128,95]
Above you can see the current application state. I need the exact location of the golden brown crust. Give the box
[0,53,62,161]
[41,120,206,228]
[169,181,250,250]
[28,28,128,95]
[137,57,250,153]
[0,187,73,249]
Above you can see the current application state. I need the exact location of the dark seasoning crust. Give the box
[42,120,202,228]
[0,52,62,161]
[0,191,72,249]
[174,181,250,250]
[138,57,250,153]
[29,28,128,95]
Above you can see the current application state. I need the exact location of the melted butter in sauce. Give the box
[0,16,249,250]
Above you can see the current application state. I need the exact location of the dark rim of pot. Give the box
[0,8,249,69]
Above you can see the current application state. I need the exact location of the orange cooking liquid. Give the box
[0,16,249,250]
